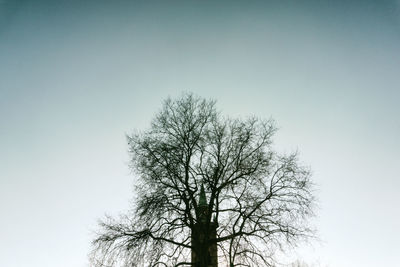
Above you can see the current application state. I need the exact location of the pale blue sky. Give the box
[1,1,399,266]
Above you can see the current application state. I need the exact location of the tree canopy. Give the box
[91,93,315,267]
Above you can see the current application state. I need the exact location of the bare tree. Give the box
[91,93,315,267]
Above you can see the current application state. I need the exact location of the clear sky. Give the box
[1,1,399,266]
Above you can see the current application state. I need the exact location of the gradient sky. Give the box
[1,1,399,266]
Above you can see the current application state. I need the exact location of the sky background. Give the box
[1,0,399,266]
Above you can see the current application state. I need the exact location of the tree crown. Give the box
[92,93,315,267]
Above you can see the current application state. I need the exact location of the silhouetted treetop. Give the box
[91,93,315,267]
